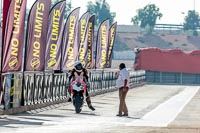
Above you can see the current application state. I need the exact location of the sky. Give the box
[27,0,200,25]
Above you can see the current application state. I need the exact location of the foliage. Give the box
[87,0,116,26]
[183,10,200,36]
[65,1,72,19]
[182,43,187,46]
[131,4,162,33]
[52,0,59,5]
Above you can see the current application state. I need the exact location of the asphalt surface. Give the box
[0,84,200,133]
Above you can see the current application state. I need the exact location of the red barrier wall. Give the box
[134,48,200,74]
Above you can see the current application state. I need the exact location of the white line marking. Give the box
[127,86,199,127]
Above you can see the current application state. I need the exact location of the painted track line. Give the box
[127,86,199,127]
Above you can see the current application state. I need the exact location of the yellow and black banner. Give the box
[78,12,90,68]
[95,19,109,69]
[25,0,51,71]
[2,0,27,73]
[85,15,95,69]
[45,1,66,71]
[62,7,80,70]
[107,22,117,68]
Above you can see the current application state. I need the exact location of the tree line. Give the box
[53,0,199,35]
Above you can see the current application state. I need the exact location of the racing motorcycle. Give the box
[70,79,87,113]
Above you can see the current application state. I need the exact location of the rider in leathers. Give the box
[68,61,95,111]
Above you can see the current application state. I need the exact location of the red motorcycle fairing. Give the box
[70,80,87,95]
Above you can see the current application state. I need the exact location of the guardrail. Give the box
[0,69,145,114]
[146,70,200,84]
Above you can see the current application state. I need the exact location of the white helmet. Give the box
[74,61,83,72]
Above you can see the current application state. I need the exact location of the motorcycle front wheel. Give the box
[73,94,83,113]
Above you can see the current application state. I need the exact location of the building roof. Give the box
[117,25,141,33]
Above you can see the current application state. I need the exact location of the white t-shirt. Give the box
[116,68,130,88]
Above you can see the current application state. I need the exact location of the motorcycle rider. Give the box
[68,61,95,111]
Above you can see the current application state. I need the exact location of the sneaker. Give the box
[122,114,128,116]
[68,97,72,102]
[89,105,95,111]
[116,114,122,117]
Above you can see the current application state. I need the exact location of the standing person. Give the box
[116,63,130,117]
[68,61,95,111]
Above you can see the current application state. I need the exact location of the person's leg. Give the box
[67,85,72,102]
[117,88,123,116]
[122,88,129,115]
[86,89,95,111]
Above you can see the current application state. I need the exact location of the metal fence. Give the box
[0,69,145,113]
[146,70,200,84]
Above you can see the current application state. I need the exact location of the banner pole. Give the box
[94,37,98,70]
[94,23,100,69]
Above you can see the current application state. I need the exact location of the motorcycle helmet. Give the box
[74,61,83,72]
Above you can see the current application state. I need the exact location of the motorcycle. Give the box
[70,79,87,113]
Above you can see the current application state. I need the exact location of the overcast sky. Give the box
[27,0,200,25]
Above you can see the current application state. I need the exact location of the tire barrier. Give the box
[0,69,145,114]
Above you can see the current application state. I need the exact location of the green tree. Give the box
[87,0,116,26]
[52,0,59,4]
[65,1,72,19]
[131,4,162,33]
[183,10,200,36]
